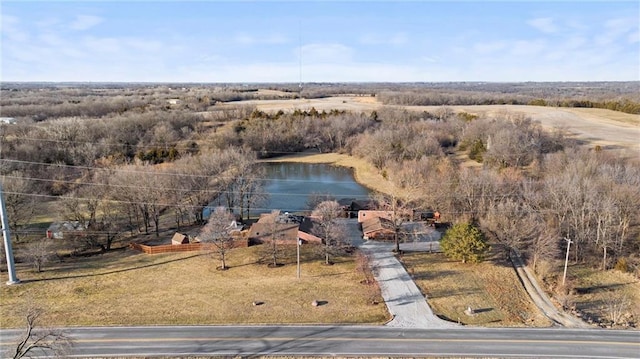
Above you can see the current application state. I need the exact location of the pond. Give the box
[261,162,372,213]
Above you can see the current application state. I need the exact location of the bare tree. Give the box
[311,201,348,265]
[11,307,73,359]
[1,172,37,241]
[306,192,336,211]
[371,192,412,253]
[199,207,235,270]
[23,239,53,272]
[259,210,286,267]
[480,198,541,258]
[601,290,632,326]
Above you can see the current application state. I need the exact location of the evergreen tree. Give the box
[441,222,490,264]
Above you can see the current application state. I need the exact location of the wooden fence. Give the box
[130,240,247,255]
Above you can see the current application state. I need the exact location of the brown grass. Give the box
[399,251,552,327]
[563,264,640,328]
[0,244,389,328]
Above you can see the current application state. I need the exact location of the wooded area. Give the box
[1,82,638,279]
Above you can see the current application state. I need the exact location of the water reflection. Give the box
[262,162,371,213]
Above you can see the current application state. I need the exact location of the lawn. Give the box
[0,244,389,328]
[399,250,552,327]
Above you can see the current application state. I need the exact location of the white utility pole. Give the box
[562,237,572,286]
[0,182,20,284]
[296,239,302,279]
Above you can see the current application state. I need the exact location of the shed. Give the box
[171,232,190,245]
[46,221,86,239]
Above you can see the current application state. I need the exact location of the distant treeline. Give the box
[378,90,640,114]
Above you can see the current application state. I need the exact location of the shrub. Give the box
[614,257,629,273]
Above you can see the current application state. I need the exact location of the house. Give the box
[247,212,322,246]
[361,216,395,240]
[337,198,374,218]
[46,221,86,239]
[171,232,190,245]
[357,210,393,223]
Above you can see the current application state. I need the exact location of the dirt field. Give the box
[220,97,639,151]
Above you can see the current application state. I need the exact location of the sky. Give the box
[1,1,639,83]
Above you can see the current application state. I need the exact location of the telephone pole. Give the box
[0,182,20,284]
[562,237,572,286]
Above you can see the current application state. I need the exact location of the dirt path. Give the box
[510,251,591,329]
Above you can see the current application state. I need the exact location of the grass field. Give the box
[399,250,552,327]
[563,263,640,328]
[0,244,389,328]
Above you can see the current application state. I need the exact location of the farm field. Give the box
[223,97,640,151]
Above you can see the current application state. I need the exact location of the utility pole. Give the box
[562,237,572,286]
[0,182,20,285]
[296,239,302,279]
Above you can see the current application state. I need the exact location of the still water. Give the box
[261,162,371,213]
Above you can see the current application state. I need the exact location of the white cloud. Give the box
[527,17,558,34]
[83,36,121,53]
[300,43,353,64]
[595,17,638,45]
[233,33,255,45]
[231,32,289,45]
[472,41,506,54]
[360,32,408,46]
[69,15,103,31]
[1,15,29,42]
[510,39,546,56]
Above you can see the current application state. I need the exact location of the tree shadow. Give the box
[473,307,494,314]
[21,253,205,283]
[575,283,634,294]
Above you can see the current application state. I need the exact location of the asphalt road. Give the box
[1,325,638,358]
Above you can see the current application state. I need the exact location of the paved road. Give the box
[1,325,638,358]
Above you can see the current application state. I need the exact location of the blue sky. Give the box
[2,1,639,82]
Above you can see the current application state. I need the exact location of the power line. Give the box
[2,174,539,200]
[0,158,370,184]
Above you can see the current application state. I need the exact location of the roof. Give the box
[248,222,299,243]
[171,232,189,244]
[362,217,395,236]
[358,210,393,223]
